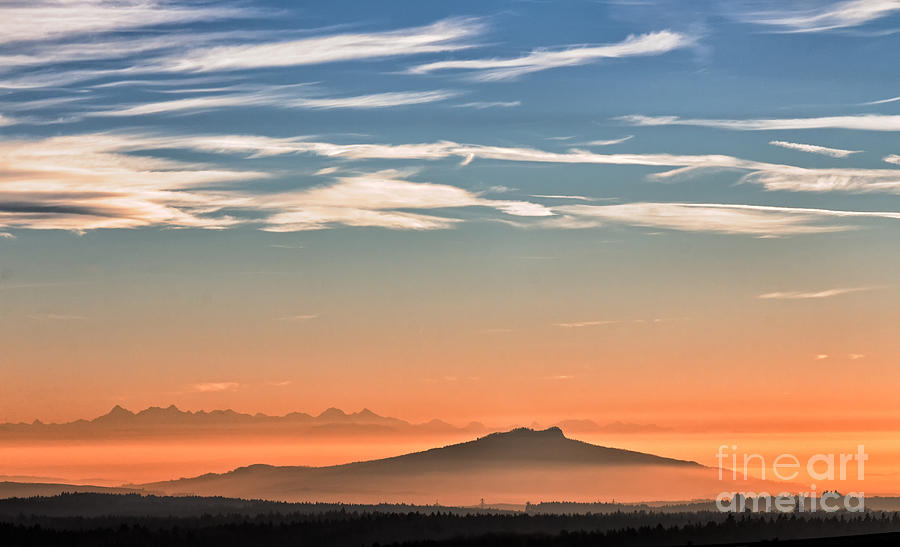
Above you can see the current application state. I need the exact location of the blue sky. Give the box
[2,0,899,236]
[1,0,900,422]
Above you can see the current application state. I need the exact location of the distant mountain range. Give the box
[0,405,665,439]
[0,405,487,439]
[137,427,711,504]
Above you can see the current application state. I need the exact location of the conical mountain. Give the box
[140,427,704,503]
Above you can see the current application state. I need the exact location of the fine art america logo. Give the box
[715,444,867,513]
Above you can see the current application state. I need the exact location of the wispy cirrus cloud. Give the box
[0,67,226,91]
[0,0,252,45]
[862,95,900,105]
[530,194,597,201]
[554,317,687,328]
[0,95,92,113]
[736,166,900,193]
[0,16,484,130]
[160,134,900,194]
[758,287,877,299]
[585,135,634,146]
[286,90,458,110]
[88,89,458,117]
[735,0,900,33]
[453,101,521,109]
[550,202,900,235]
[0,133,268,232]
[0,134,553,233]
[4,132,898,235]
[554,320,621,328]
[0,17,483,94]
[0,31,271,73]
[155,18,483,73]
[769,140,861,158]
[409,30,693,80]
[259,170,553,232]
[160,134,755,166]
[620,114,900,131]
[87,90,291,117]
[191,382,240,393]
[122,132,900,195]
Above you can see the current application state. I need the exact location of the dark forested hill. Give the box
[2,495,900,547]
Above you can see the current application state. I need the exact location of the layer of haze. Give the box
[1,428,897,494]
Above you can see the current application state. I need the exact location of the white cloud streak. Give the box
[554,320,621,328]
[769,140,861,158]
[585,135,634,146]
[554,317,686,328]
[737,0,900,33]
[157,134,900,194]
[885,154,900,165]
[0,17,483,93]
[0,32,268,72]
[551,202,900,235]
[758,287,876,299]
[0,134,554,233]
[409,30,692,80]
[156,18,483,72]
[737,167,900,193]
[531,194,596,201]
[191,382,240,393]
[862,95,900,105]
[0,0,250,45]
[4,132,899,235]
[0,134,268,231]
[453,101,521,109]
[290,90,457,109]
[89,89,458,117]
[258,170,553,232]
[620,114,900,131]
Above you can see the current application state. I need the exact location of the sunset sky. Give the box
[1,0,899,441]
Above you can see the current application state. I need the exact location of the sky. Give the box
[1,0,900,436]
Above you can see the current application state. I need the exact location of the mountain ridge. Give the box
[211,426,701,474]
[0,405,486,437]
[0,406,661,441]
[135,427,705,503]
[210,426,700,476]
